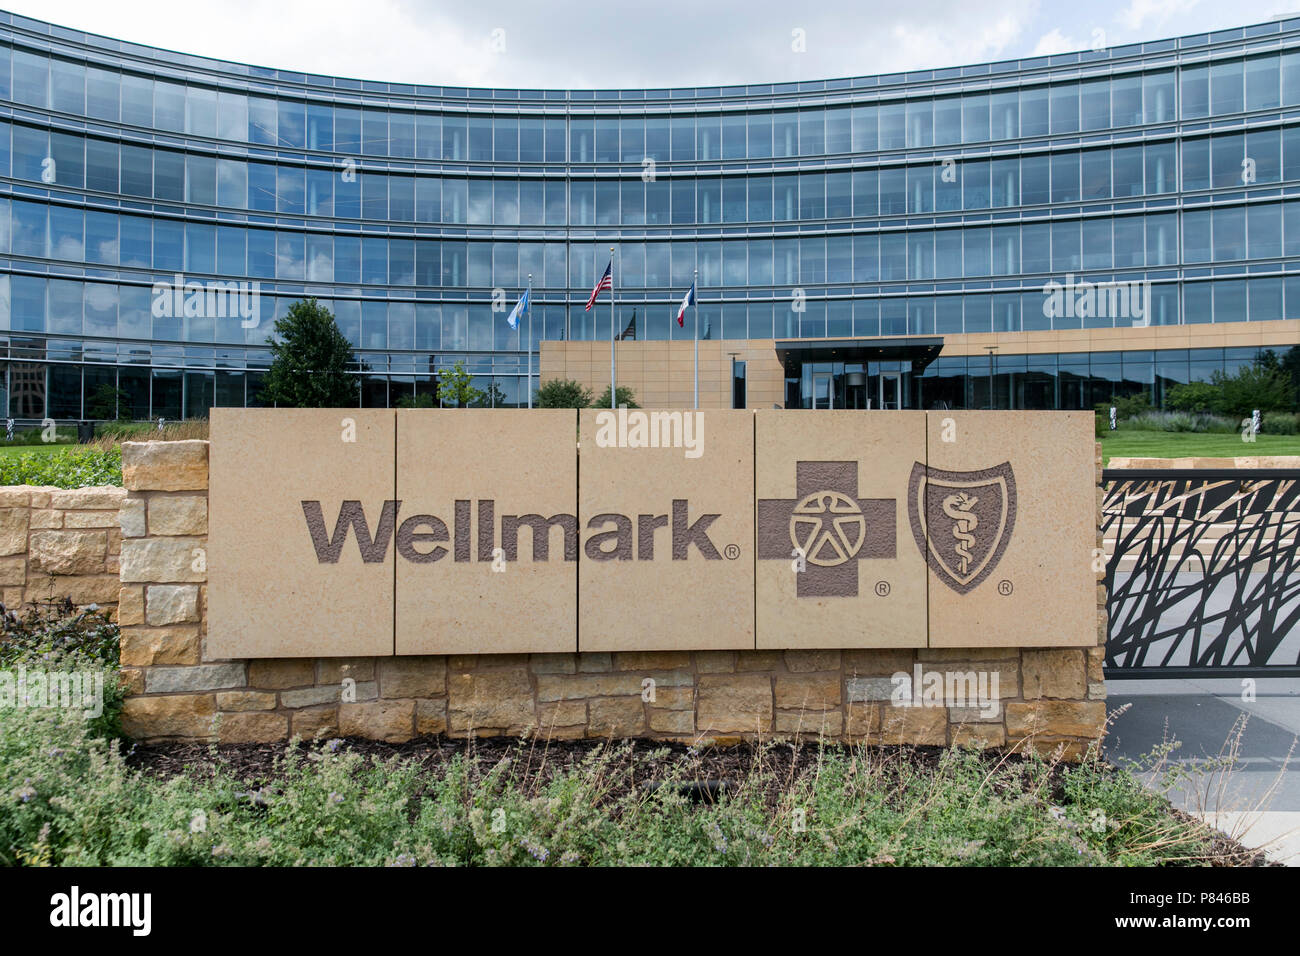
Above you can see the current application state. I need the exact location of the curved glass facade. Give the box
[3,11,1300,416]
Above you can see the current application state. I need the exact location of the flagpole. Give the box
[693,268,699,410]
[609,246,616,410]
[526,273,533,409]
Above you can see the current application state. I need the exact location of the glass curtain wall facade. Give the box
[3,11,1300,416]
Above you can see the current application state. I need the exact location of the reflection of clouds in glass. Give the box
[468,195,491,224]
[95,238,120,264]
[307,252,333,282]
[85,283,118,312]
[53,237,85,261]
[276,241,305,280]
[85,284,119,336]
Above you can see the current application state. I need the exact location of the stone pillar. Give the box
[118,440,235,740]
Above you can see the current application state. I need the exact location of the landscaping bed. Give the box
[0,557,1276,869]
[110,733,1272,867]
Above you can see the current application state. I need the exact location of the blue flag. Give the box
[506,287,530,330]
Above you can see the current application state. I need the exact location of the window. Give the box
[1182,65,1209,119]
[961,94,987,143]
[1144,71,1175,123]
[1050,152,1080,203]
[1020,86,1049,136]
[1210,60,1244,115]
[1246,55,1281,111]
[1050,82,1079,133]
[1080,79,1109,130]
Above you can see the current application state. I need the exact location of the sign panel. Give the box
[578,408,754,651]
[205,409,1097,656]
[755,411,928,649]
[921,411,1096,647]
[395,409,576,655]
[208,408,395,659]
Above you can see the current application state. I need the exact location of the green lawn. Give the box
[0,442,78,458]
[1100,430,1300,465]
[3,433,1297,468]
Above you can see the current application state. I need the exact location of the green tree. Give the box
[436,360,484,408]
[87,382,130,420]
[260,299,358,407]
[1097,391,1151,420]
[535,379,593,408]
[594,385,640,409]
[1211,360,1295,418]
[1166,381,1219,413]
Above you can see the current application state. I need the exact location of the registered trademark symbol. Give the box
[724,544,741,560]
[874,581,890,597]
[998,580,1013,596]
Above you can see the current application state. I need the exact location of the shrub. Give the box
[0,600,125,759]
[0,446,121,488]
[1212,361,1295,418]
[93,420,208,442]
[1093,392,1151,422]
[1166,381,1220,414]
[0,733,1224,867]
[593,385,640,409]
[0,600,119,669]
[1260,411,1300,435]
[535,379,593,409]
[1123,410,1238,434]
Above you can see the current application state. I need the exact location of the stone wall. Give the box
[114,439,1109,757]
[0,484,124,613]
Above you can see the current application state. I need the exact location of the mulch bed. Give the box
[123,735,1277,866]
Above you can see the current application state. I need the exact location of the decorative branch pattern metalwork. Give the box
[1103,470,1300,678]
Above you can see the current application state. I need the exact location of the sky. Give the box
[8,0,1300,89]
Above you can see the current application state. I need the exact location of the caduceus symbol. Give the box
[942,492,978,575]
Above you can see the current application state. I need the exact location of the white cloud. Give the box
[9,0,1288,89]
[1118,0,1200,31]
[9,0,1047,88]
[882,10,1032,73]
[1031,28,1081,56]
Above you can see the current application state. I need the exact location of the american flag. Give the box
[584,260,613,312]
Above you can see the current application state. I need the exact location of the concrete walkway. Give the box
[1105,677,1300,865]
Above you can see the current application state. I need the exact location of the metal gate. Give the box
[1103,469,1300,678]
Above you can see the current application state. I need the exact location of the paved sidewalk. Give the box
[1105,678,1300,865]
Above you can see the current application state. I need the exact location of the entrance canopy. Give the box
[774,337,945,377]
